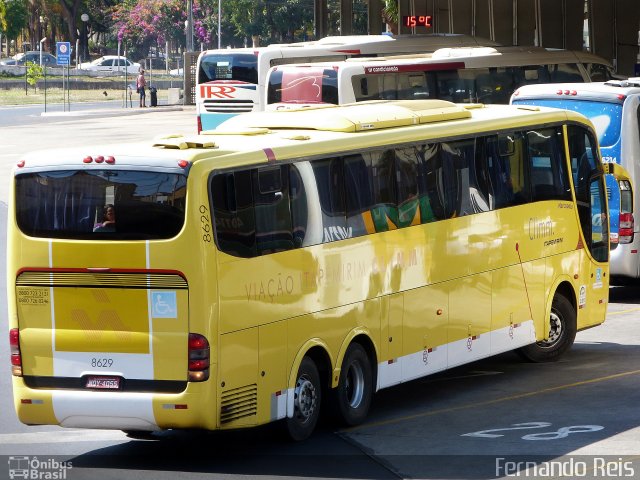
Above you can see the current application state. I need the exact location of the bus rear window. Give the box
[268,67,338,105]
[15,170,187,240]
[198,54,258,84]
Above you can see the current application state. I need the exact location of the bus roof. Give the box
[269,46,613,72]
[199,34,500,58]
[512,79,640,103]
[17,101,590,173]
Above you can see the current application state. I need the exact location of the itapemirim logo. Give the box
[7,456,72,480]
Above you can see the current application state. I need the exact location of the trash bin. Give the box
[149,86,158,107]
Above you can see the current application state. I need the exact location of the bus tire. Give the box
[518,293,576,362]
[333,343,373,426]
[285,356,321,441]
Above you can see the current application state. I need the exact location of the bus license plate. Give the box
[85,376,120,390]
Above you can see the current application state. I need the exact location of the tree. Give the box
[0,1,8,34]
[3,0,28,54]
[26,60,44,86]
[225,0,266,44]
[266,0,313,42]
[57,0,83,46]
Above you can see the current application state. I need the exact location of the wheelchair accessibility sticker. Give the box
[151,291,177,318]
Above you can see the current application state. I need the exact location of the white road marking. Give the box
[0,430,128,444]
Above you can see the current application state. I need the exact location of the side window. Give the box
[454,138,493,214]
[252,166,294,255]
[396,147,434,225]
[353,75,385,102]
[369,150,397,232]
[503,133,529,204]
[311,157,349,243]
[210,170,257,258]
[549,63,584,82]
[267,69,284,104]
[518,65,550,86]
[485,133,529,208]
[436,70,472,103]
[397,72,430,100]
[344,154,374,236]
[586,63,613,82]
[527,127,572,202]
[380,74,399,100]
[475,68,513,104]
[443,140,474,216]
[421,143,461,219]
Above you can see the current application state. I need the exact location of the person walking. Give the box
[137,69,147,107]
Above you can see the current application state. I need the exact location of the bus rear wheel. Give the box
[518,293,576,362]
[285,356,321,441]
[333,343,373,426]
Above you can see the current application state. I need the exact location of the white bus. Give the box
[265,46,614,108]
[511,79,640,279]
[195,34,499,132]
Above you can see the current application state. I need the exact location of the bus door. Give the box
[567,125,610,325]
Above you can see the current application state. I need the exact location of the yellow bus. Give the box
[8,100,613,441]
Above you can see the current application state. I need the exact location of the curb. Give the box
[41,105,188,118]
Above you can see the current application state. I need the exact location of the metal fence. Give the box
[183,51,199,106]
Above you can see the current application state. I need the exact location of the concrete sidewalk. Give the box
[41,104,193,118]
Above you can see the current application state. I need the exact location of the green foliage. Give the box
[226,0,267,41]
[266,0,314,41]
[0,1,7,33]
[2,0,28,41]
[382,0,398,26]
[26,61,44,87]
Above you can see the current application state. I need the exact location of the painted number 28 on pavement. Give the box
[461,422,604,440]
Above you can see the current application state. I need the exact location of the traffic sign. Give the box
[56,42,71,66]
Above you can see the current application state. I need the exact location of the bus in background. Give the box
[195,33,500,132]
[511,79,640,280]
[9,100,617,441]
[265,46,614,109]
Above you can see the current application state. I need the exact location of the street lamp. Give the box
[81,13,89,62]
[218,0,222,49]
[39,37,47,66]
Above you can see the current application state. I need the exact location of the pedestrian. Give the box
[137,69,147,107]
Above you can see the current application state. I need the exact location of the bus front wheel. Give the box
[333,343,373,426]
[518,293,576,362]
[286,356,321,441]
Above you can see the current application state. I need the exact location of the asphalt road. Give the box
[0,107,639,480]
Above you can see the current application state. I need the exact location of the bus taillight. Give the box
[188,333,210,382]
[197,115,203,134]
[10,328,22,376]
[619,212,634,244]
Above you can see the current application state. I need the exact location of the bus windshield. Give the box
[15,170,187,240]
[198,53,258,84]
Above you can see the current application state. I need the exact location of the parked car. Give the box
[169,67,184,76]
[79,55,140,74]
[0,51,58,66]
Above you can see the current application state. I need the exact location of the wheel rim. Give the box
[293,374,317,423]
[538,309,563,348]
[345,360,365,409]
